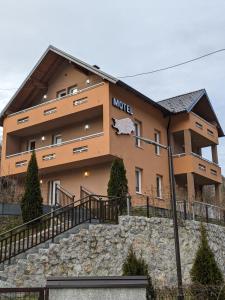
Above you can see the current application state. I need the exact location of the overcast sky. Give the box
[1,0,225,171]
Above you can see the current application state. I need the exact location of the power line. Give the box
[0,88,16,91]
[117,48,225,79]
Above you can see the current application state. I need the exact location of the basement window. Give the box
[156,175,163,199]
[42,153,56,161]
[73,146,88,153]
[17,117,29,124]
[135,168,142,194]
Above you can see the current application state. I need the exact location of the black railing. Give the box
[0,195,119,265]
[54,184,75,207]
[0,287,48,299]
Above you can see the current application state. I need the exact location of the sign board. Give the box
[112,118,135,135]
[112,98,133,115]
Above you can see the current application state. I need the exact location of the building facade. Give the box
[0,46,223,208]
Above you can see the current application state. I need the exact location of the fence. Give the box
[127,196,225,226]
[0,287,48,299]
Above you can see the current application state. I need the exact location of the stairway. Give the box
[0,187,119,273]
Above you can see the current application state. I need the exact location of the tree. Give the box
[107,159,128,214]
[21,152,43,223]
[122,247,156,300]
[190,223,224,299]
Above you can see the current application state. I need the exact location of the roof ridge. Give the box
[158,88,205,103]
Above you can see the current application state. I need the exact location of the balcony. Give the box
[4,81,107,134]
[171,112,218,144]
[173,152,222,183]
[1,132,110,176]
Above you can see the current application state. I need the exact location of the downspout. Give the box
[166,114,172,205]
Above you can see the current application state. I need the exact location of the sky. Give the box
[0,0,225,171]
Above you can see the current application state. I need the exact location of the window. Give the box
[53,135,62,145]
[16,160,27,167]
[73,97,88,106]
[154,130,161,155]
[156,175,163,199]
[42,153,56,161]
[27,140,36,151]
[134,120,142,147]
[44,107,57,116]
[73,146,88,153]
[17,117,29,124]
[68,85,78,95]
[135,168,142,194]
[56,89,67,98]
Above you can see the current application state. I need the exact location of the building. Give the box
[0,46,223,208]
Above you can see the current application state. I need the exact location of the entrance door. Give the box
[49,180,60,206]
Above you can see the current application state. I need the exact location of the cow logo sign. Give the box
[112,118,135,135]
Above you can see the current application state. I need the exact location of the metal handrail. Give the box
[6,132,104,159]
[0,192,120,264]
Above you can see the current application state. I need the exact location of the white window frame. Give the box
[156,175,163,199]
[57,89,67,98]
[134,120,142,147]
[68,85,78,95]
[135,168,142,194]
[53,134,62,145]
[154,130,161,155]
[27,139,36,151]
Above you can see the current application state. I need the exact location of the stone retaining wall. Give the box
[2,216,225,287]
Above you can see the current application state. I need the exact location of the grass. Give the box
[0,215,23,234]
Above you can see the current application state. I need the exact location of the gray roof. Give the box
[157,89,206,113]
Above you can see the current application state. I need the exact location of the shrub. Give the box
[190,223,224,299]
[107,159,128,214]
[21,152,43,223]
[122,247,156,300]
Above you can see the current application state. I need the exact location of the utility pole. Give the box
[135,135,184,300]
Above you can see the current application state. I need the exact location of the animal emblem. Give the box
[112,118,135,135]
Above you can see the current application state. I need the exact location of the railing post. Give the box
[206,205,209,223]
[89,195,92,223]
[183,200,187,220]
[126,194,130,216]
[52,210,55,242]
[146,196,150,218]
[192,203,195,221]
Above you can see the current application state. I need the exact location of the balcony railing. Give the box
[6,132,104,159]
[8,81,104,118]
[173,152,219,166]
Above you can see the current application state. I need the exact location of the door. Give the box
[49,180,61,206]
[28,140,36,151]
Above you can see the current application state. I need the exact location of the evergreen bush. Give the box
[107,158,128,214]
[21,151,43,223]
[190,223,224,299]
[122,247,156,300]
